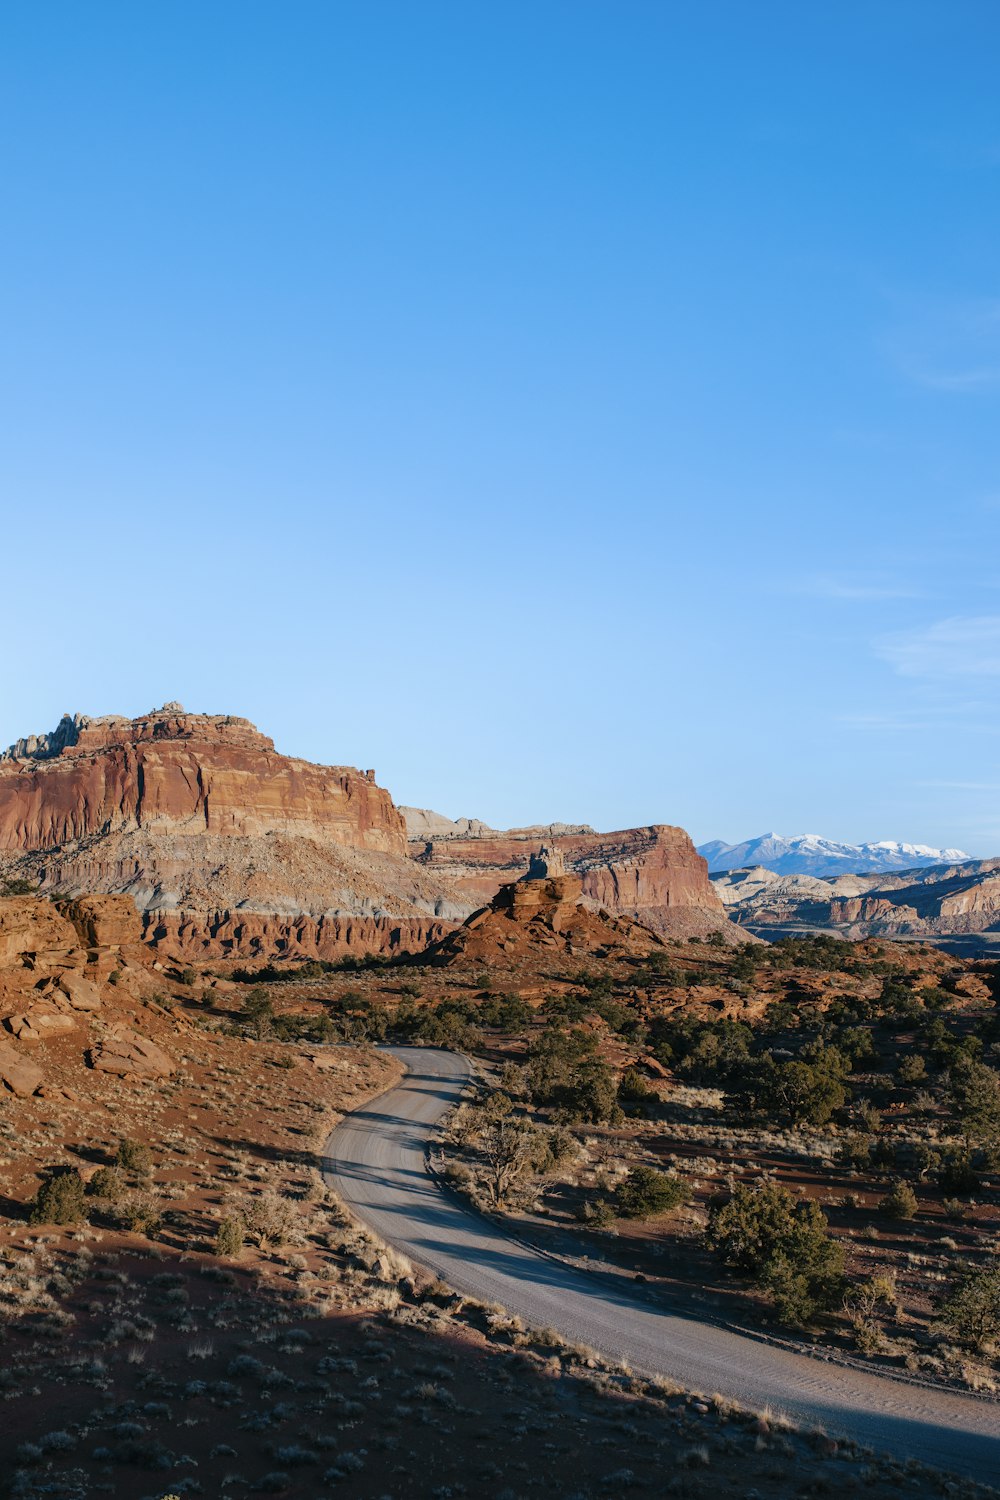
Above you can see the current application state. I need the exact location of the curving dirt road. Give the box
[322,1046,1000,1483]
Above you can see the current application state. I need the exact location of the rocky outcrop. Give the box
[0,897,79,965]
[424,861,670,969]
[0,707,454,955]
[145,909,450,962]
[0,705,405,854]
[61,895,143,949]
[408,818,739,942]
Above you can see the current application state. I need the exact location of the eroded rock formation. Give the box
[423,857,670,968]
[407,818,737,942]
[0,893,170,1095]
[0,706,744,959]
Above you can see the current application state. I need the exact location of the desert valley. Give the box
[0,706,999,1498]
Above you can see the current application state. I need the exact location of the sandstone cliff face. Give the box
[408,819,736,941]
[0,708,453,957]
[0,707,740,959]
[0,705,404,854]
[146,910,450,962]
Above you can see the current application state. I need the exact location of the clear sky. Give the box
[3,2,1000,852]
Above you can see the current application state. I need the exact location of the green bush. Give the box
[936,1263,1000,1352]
[87,1165,126,1202]
[706,1181,844,1325]
[116,1138,152,1176]
[215,1214,246,1258]
[29,1170,87,1226]
[240,988,275,1039]
[617,1165,689,1219]
[878,1180,918,1220]
[726,1050,848,1127]
[938,1145,980,1197]
[897,1055,926,1085]
[576,1196,616,1228]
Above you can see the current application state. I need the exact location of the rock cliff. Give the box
[406,816,738,942]
[0,706,451,958]
[0,705,405,853]
[0,707,742,958]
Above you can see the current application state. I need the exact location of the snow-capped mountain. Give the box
[697,833,972,879]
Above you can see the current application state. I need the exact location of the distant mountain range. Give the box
[697,833,972,879]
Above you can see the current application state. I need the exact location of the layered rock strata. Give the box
[0,706,744,958]
[406,817,739,942]
[0,707,457,957]
[714,858,1000,949]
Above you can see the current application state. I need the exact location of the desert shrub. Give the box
[938,1145,980,1197]
[617,1165,689,1219]
[846,1270,898,1353]
[935,1262,1000,1352]
[117,1190,163,1235]
[240,987,275,1040]
[838,1132,872,1172]
[527,1028,621,1122]
[478,1100,540,1206]
[950,1057,1000,1162]
[726,1048,848,1127]
[706,1181,845,1325]
[576,1195,616,1228]
[29,1169,87,1225]
[215,1214,245,1258]
[878,1180,918,1220]
[87,1165,126,1202]
[898,1055,926,1085]
[116,1138,152,1176]
[617,1068,657,1109]
[479,993,532,1031]
[647,1015,751,1081]
[532,1125,575,1171]
[244,1189,298,1247]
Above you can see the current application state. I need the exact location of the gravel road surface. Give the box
[323,1045,1000,1483]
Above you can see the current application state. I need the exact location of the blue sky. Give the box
[3,2,1000,852]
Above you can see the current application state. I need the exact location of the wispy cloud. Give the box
[805,573,924,602]
[875,615,1000,678]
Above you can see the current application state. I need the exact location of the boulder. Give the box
[57,973,102,1011]
[0,1041,43,1096]
[6,1009,78,1041]
[88,1025,173,1079]
[0,898,78,965]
